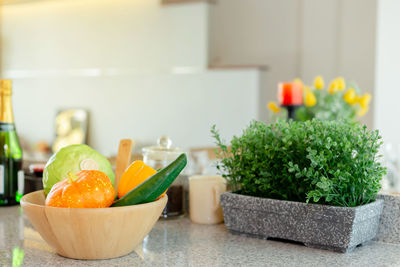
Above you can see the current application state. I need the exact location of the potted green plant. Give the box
[212,119,386,253]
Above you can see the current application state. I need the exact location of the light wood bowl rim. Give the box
[21,190,168,211]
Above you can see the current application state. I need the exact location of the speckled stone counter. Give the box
[1,206,400,267]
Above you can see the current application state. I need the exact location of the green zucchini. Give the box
[111,153,187,207]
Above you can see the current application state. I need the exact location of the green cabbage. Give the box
[43,144,115,195]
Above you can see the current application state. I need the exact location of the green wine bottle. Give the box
[0,80,23,206]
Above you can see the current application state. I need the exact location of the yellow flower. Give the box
[304,87,317,107]
[343,88,357,105]
[293,78,303,88]
[313,76,324,90]
[335,77,346,91]
[357,105,369,117]
[329,80,338,94]
[358,93,372,109]
[355,93,371,117]
[267,101,281,113]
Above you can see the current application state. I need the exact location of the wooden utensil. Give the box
[114,139,133,192]
[21,190,168,260]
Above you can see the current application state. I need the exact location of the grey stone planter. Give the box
[375,194,400,244]
[220,192,384,253]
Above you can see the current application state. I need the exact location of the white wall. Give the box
[1,0,209,72]
[11,70,260,156]
[375,0,400,147]
[209,0,377,127]
[209,0,299,123]
[0,0,263,156]
[300,0,377,127]
[299,0,339,81]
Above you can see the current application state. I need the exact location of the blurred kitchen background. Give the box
[0,0,399,179]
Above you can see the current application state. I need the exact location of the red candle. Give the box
[278,82,303,106]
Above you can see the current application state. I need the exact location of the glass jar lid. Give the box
[142,136,184,161]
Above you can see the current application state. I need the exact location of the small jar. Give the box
[142,136,186,218]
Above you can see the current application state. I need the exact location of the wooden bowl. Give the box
[20,190,167,260]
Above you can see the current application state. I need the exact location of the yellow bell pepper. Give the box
[117,160,158,199]
[267,101,281,113]
[313,76,324,90]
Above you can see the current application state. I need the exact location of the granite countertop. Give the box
[1,206,400,267]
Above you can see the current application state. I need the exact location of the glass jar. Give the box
[142,136,186,218]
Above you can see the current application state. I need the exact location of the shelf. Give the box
[161,0,215,5]
[208,64,269,71]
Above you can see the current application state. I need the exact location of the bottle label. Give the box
[0,165,4,195]
[18,170,24,195]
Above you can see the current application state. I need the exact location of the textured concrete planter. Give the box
[220,192,384,253]
[375,194,400,244]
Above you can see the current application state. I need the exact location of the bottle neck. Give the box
[0,93,14,123]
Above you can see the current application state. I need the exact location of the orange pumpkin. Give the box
[117,160,162,199]
[45,170,115,208]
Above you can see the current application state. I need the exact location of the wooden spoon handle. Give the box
[115,139,133,192]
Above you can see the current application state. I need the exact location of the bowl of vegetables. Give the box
[20,143,187,260]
